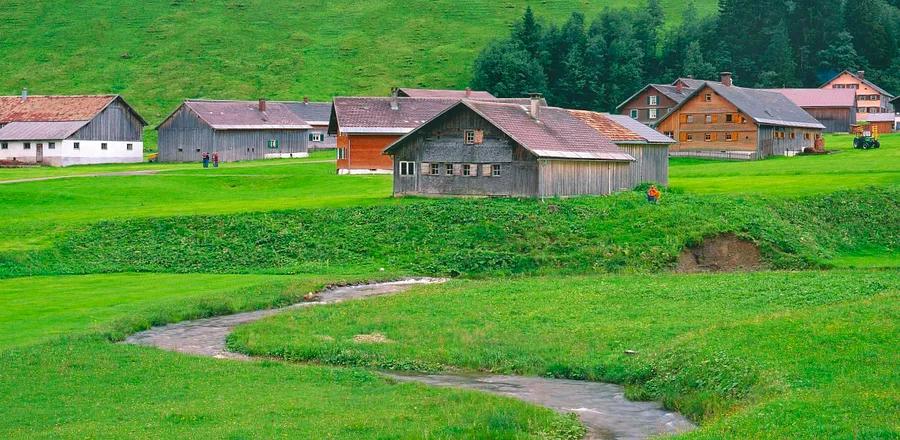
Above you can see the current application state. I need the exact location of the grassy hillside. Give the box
[231,270,900,438]
[0,0,716,127]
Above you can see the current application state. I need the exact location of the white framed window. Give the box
[705,114,712,123]
[491,164,501,177]
[337,148,346,160]
[464,130,476,144]
[725,132,734,141]
[648,95,659,105]
[630,109,639,119]
[686,114,694,123]
[686,133,694,141]
[0,142,6,150]
[462,164,472,176]
[430,163,440,175]
[704,93,712,102]
[310,132,324,142]
[48,142,56,149]
[704,133,712,142]
[101,143,108,150]
[445,163,453,175]
[266,139,279,149]
[399,161,416,176]
[73,142,80,150]
[24,142,31,150]
[648,108,658,119]
[126,143,133,151]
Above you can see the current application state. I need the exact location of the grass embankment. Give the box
[230,270,900,439]
[4,187,895,278]
[0,273,582,439]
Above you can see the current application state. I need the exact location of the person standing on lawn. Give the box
[212,152,219,168]
[647,185,661,204]
[202,152,210,168]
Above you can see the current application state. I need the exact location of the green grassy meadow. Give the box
[230,271,899,438]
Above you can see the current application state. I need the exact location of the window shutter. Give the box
[711,114,717,123]
[308,133,313,141]
[474,130,484,144]
[453,164,462,176]
[481,164,491,176]
[420,162,430,174]
[680,114,687,123]
[679,132,687,142]
[733,132,738,141]
[711,132,717,141]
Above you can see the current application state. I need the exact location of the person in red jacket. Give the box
[647,185,661,204]
[212,152,219,168]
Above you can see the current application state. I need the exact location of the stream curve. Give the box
[125,279,695,440]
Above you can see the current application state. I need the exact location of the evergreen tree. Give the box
[635,0,665,81]
[513,6,543,59]
[817,31,863,73]
[471,40,547,98]
[682,41,717,80]
[844,0,897,69]
[788,0,843,84]
[756,20,798,87]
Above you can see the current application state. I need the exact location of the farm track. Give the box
[125,279,695,440]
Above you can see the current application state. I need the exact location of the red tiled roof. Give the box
[0,95,117,123]
[184,100,311,129]
[397,88,495,99]
[764,88,857,108]
[569,111,644,142]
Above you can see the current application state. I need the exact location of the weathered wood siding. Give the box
[619,87,679,125]
[157,105,309,162]
[338,134,397,172]
[757,126,819,157]
[70,98,143,142]
[803,107,855,132]
[537,160,633,197]
[618,144,669,185]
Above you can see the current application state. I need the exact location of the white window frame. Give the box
[686,114,694,123]
[648,95,659,106]
[704,93,712,102]
[399,161,416,176]
[630,109,639,119]
[491,164,501,177]
[464,130,476,145]
[445,163,453,175]
[462,164,472,176]
[337,148,346,160]
[311,132,324,142]
[430,163,440,175]
[648,108,658,119]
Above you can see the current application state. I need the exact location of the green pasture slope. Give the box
[0,0,716,130]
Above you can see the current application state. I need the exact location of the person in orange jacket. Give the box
[647,185,661,204]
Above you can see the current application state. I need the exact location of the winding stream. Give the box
[125,279,695,439]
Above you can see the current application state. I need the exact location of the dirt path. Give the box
[124,279,695,440]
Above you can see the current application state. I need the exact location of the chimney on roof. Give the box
[20,88,28,101]
[390,87,400,111]
[528,93,543,120]
[857,70,865,80]
[465,87,472,98]
[258,98,267,112]
[720,72,733,87]
[675,81,684,94]
[687,75,694,79]
[303,96,309,105]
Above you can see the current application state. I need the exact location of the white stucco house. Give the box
[0,92,147,167]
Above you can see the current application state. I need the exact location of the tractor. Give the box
[852,123,881,150]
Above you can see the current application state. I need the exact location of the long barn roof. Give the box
[0,95,146,125]
[181,100,312,130]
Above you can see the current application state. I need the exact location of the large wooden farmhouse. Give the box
[766,88,857,132]
[655,73,825,160]
[383,97,673,198]
[617,78,707,125]
[821,70,894,118]
[157,99,312,162]
[0,92,146,167]
[328,88,531,174]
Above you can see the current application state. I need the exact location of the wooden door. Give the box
[35,143,43,163]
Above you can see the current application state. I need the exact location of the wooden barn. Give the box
[383,97,673,198]
[617,77,707,125]
[157,99,311,163]
[656,73,825,160]
[821,70,894,119]
[852,113,895,135]
[283,97,335,150]
[0,92,146,167]
[766,88,857,132]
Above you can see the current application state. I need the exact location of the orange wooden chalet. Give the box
[654,73,825,160]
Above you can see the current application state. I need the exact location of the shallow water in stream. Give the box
[125,279,695,439]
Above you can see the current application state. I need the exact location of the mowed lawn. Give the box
[231,270,900,439]
[669,133,900,195]
[0,272,581,439]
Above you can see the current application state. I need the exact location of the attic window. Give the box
[464,130,476,144]
[630,109,639,119]
[649,108,658,119]
[725,114,734,123]
[648,95,659,106]
[704,93,712,102]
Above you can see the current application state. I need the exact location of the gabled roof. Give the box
[384,100,634,161]
[0,95,147,125]
[821,70,894,98]
[397,88,495,99]
[570,111,674,144]
[672,77,712,88]
[858,113,895,122]
[615,80,709,111]
[655,82,825,130]
[283,101,332,126]
[330,97,459,135]
[764,88,857,108]
[0,121,88,141]
[178,100,311,130]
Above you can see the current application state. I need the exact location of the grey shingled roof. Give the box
[183,100,311,130]
[283,102,332,125]
[0,121,87,141]
[602,114,676,144]
[397,88,496,99]
[657,82,825,129]
[385,100,634,161]
[653,84,695,104]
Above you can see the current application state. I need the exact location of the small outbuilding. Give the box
[0,92,146,167]
[383,97,673,198]
[157,99,311,162]
[852,113,895,135]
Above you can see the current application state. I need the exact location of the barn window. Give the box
[705,114,712,123]
[101,143,108,150]
[462,164,472,176]
[126,143,133,151]
[725,132,733,141]
[48,142,56,149]
[686,133,694,141]
[630,109,639,119]
[464,130,476,144]
[492,164,501,177]
[725,114,733,123]
[23,142,31,150]
[337,148,346,160]
[648,95,659,105]
[195,148,201,152]
[430,163,440,175]
[310,132,324,142]
[686,114,694,123]
[648,108,658,119]
[0,143,6,150]
[73,142,80,150]
[704,133,712,142]
[804,133,811,140]
[445,163,453,175]
[664,131,674,138]
[399,161,415,176]
[267,139,279,149]
[790,132,796,139]
[704,93,712,102]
